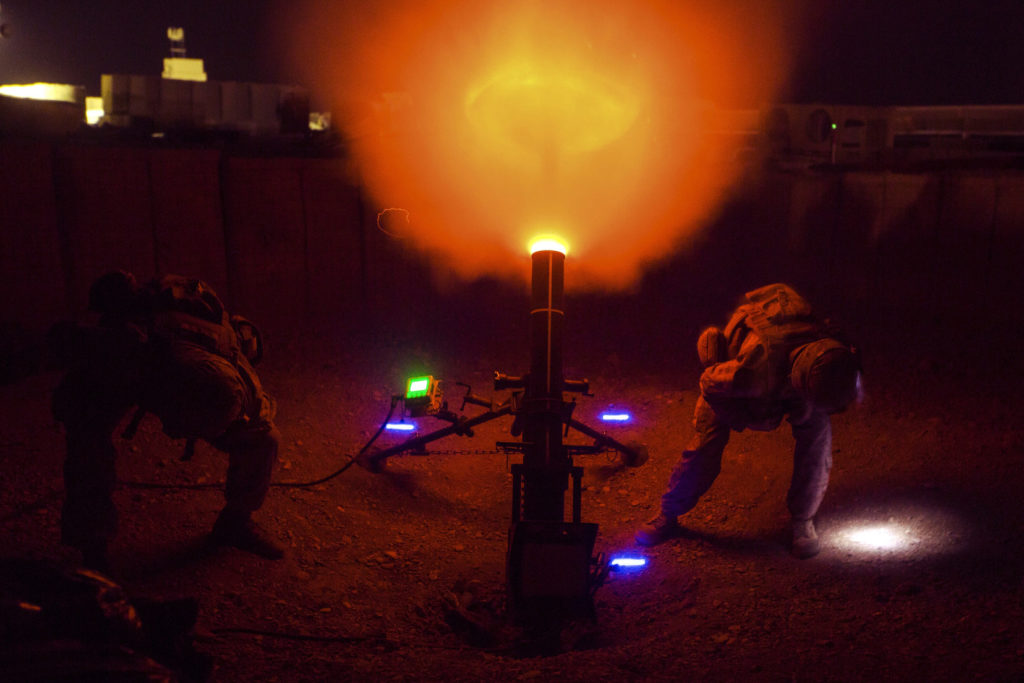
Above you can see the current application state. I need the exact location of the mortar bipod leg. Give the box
[564,418,649,467]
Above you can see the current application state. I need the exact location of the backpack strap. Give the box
[145,276,241,361]
[151,310,240,360]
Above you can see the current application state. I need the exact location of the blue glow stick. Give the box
[609,556,647,570]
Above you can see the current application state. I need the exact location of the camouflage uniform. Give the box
[52,274,279,563]
[659,284,846,523]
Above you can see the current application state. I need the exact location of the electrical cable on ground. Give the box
[119,396,399,491]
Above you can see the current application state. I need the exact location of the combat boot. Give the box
[790,518,820,559]
[211,510,285,560]
[635,512,681,546]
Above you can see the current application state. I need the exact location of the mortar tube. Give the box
[522,248,568,521]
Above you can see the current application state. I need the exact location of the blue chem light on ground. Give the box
[609,555,648,572]
[385,422,416,432]
[600,412,632,423]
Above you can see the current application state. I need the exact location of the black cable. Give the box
[269,456,359,488]
[119,396,401,491]
[271,395,399,488]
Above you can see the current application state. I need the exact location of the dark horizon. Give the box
[1,0,1022,106]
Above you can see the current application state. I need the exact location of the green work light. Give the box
[406,376,433,400]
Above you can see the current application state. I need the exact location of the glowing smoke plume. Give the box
[287,0,793,289]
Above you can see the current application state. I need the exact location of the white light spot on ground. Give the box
[844,525,912,550]
[824,502,971,562]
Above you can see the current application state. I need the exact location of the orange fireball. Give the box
[287,0,794,289]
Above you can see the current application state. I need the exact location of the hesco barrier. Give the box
[1,139,1023,336]
[0,142,64,327]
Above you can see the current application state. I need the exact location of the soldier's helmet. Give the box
[790,338,862,414]
[88,270,139,317]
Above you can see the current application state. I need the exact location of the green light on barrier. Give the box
[406,376,433,400]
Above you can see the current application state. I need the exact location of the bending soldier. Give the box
[636,283,862,558]
[50,270,283,571]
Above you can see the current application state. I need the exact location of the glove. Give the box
[230,315,263,365]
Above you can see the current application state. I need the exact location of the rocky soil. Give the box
[2,292,1023,682]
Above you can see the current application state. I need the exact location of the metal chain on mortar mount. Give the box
[419,447,510,456]
[415,446,616,456]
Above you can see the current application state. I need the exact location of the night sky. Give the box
[1,0,1023,106]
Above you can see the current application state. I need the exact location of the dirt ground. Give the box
[2,286,1023,682]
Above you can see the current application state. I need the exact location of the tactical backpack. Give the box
[132,276,272,444]
[723,283,824,358]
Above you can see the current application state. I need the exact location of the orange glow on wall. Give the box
[287,0,794,289]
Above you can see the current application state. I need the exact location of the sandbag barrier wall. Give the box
[637,167,1024,338]
[760,168,1024,327]
[2,139,1023,337]
[0,140,406,339]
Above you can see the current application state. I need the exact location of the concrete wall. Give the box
[1,140,1022,340]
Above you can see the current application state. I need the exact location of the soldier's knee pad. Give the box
[697,327,727,368]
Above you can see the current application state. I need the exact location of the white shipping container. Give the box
[221,82,252,127]
[129,76,159,119]
[250,84,280,135]
[159,78,194,126]
[192,81,220,126]
[101,74,131,117]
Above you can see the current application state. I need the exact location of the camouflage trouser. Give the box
[659,396,833,521]
[208,418,279,515]
[57,373,279,552]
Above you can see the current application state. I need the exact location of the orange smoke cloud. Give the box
[287,0,793,289]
